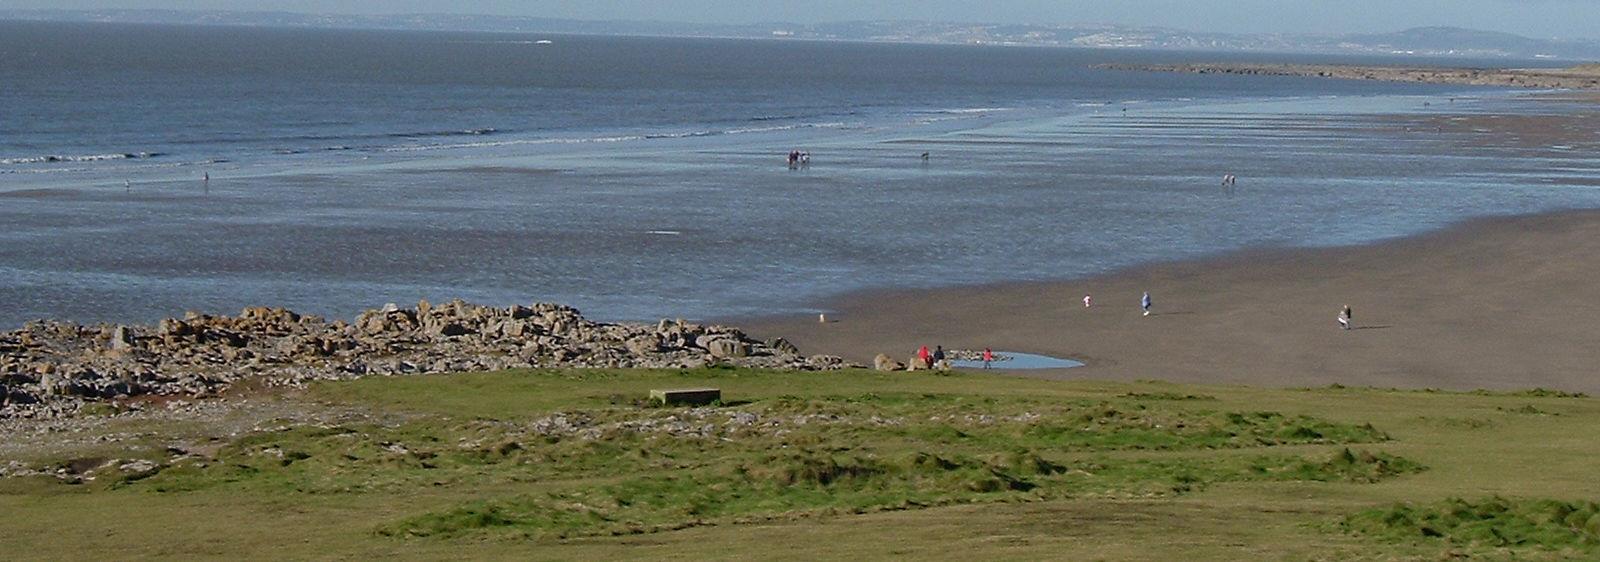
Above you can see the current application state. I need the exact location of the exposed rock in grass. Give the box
[0,300,855,419]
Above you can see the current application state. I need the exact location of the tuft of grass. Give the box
[1474,388,1589,399]
[1303,384,1589,399]
[76,403,123,418]
[1342,497,1600,553]
[1499,404,1557,416]
[1120,392,1218,401]
[1415,416,1497,429]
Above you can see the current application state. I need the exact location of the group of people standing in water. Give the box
[786,150,810,168]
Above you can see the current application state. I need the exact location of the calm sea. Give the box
[2,20,1597,326]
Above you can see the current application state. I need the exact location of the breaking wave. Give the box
[378,121,848,153]
[1,152,165,165]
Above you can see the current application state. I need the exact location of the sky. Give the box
[6,0,1599,40]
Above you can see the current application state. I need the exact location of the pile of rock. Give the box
[0,299,851,419]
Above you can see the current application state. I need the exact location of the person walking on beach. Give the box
[1339,305,1352,330]
[1141,291,1152,316]
[982,347,994,369]
[1083,294,1093,308]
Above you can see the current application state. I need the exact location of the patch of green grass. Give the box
[37,373,1411,543]
[1342,497,1600,554]
[8,368,1600,560]
[384,447,1422,540]
[115,391,1389,498]
[1017,408,1386,452]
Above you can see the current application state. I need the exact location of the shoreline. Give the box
[1098,62,1600,90]
[738,208,1600,393]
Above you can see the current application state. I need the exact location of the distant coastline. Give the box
[1100,62,1600,89]
[4,11,1600,60]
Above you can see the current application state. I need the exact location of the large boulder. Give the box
[873,353,902,371]
[432,322,471,337]
[625,336,661,356]
[356,313,385,335]
[157,318,194,338]
[108,326,134,352]
[1,384,37,405]
[767,338,800,356]
[705,338,750,359]
[906,354,929,371]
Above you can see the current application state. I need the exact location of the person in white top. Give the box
[1083,294,1093,308]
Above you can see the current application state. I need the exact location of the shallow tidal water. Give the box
[3,22,1599,327]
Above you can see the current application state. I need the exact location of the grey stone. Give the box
[108,326,134,351]
[705,339,750,359]
[767,338,800,356]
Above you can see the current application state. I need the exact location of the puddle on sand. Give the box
[950,351,1084,370]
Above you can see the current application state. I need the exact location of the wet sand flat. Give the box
[1103,62,1600,90]
[744,209,1600,393]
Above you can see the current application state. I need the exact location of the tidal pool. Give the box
[950,351,1084,370]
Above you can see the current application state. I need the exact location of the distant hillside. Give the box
[4,10,1599,61]
[1334,27,1598,59]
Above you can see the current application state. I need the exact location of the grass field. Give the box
[1,367,1598,560]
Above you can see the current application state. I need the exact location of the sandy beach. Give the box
[743,209,1600,393]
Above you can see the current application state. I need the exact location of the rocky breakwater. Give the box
[0,299,849,419]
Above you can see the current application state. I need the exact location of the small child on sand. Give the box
[1339,305,1352,330]
[1141,292,1152,316]
[1083,294,1093,308]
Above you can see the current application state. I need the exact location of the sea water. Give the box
[2,21,1598,326]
